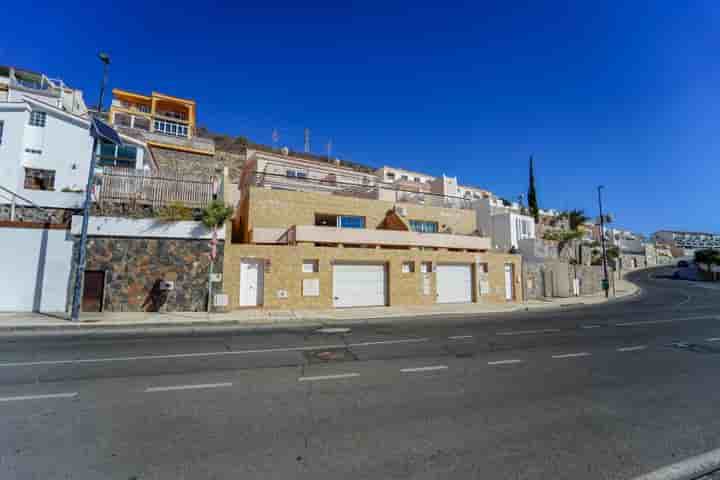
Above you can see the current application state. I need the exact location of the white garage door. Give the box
[333,263,386,307]
[436,264,472,304]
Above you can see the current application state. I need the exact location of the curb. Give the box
[631,447,720,480]
[0,280,642,339]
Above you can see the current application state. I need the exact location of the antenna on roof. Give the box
[304,128,310,153]
[326,138,332,159]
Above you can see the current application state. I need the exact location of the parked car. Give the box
[677,260,689,268]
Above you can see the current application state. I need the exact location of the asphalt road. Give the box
[1,267,719,479]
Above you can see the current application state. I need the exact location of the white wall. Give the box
[71,216,226,240]
[0,228,74,312]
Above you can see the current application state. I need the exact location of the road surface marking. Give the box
[552,352,591,359]
[298,373,360,382]
[348,338,429,347]
[677,294,692,306]
[448,335,474,340]
[0,392,78,403]
[582,325,601,329]
[487,359,523,365]
[400,365,448,373]
[0,338,429,368]
[615,315,717,327]
[315,327,351,334]
[145,382,233,393]
[706,338,720,342]
[496,328,561,336]
[617,345,647,352]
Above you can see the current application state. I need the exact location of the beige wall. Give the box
[244,186,477,236]
[222,243,521,310]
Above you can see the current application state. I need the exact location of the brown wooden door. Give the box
[82,271,105,312]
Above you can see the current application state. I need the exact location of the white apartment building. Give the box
[0,96,147,211]
[0,66,88,116]
[654,230,720,251]
[474,197,535,250]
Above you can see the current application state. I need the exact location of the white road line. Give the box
[298,373,360,382]
[617,345,647,352]
[0,338,430,368]
[496,328,561,336]
[552,352,591,359]
[487,359,523,366]
[0,392,78,403]
[448,335,474,340]
[400,365,448,373]
[706,338,720,342]
[615,315,718,327]
[582,325,601,329]
[145,382,232,393]
[348,338,429,347]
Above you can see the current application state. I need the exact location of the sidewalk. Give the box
[0,279,639,335]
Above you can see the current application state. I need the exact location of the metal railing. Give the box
[243,171,473,210]
[95,167,215,208]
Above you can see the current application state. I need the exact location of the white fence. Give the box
[96,168,215,208]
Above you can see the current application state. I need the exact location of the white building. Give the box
[0,96,147,211]
[0,65,88,116]
[474,197,535,250]
[654,230,720,252]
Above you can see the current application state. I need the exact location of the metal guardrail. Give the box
[243,171,474,210]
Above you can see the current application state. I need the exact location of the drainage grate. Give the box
[303,348,357,364]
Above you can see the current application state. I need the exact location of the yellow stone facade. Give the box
[221,186,522,310]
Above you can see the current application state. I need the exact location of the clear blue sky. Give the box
[4,1,719,235]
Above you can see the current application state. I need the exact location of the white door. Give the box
[436,264,472,303]
[240,259,264,306]
[333,263,386,307]
[504,263,514,300]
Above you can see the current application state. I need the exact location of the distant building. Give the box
[108,89,215,177]
[474,197,535,250]
[0,65,88,116]
[653,230,720,254]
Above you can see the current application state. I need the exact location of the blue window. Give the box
[409,220,438,233]
[339,215,365,229]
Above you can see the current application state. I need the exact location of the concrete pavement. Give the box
[0,277,640,335]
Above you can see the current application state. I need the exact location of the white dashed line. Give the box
[448,335,474,340]
[0,392,78,402]
[615,315,717,327]
[496,328,561,336]
[298,373,360,382]
[582,325,601,329]
[348,338,430,347]
[487,359,523,366]
[145,382,233,392]
[400,365,448,373]
[706,338,720,342]
[617,346,647,352]
[552,352,591,359]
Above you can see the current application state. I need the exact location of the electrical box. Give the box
[210,273,222,282]
[159,281,174,291]
[214,294,228,307]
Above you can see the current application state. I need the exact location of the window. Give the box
[409,220,439,233]
[478,263,489,274]
[386,172,395,180]
[401,175,409,181]
[98,140,137,168]
[24,168,55,190]
[302,260,319,273]
[29,111,46,127]
[153,119,189,137]
[0,120,3,144]
[414,177,421,182]
[420,262,432,273]
[315,214,366,229]
[286,169,307,178]
[24,148,42,154]
[402,261,415,273]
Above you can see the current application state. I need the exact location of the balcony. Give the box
[251,225,490,250]
[243,171,473,210]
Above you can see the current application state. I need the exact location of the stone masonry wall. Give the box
[80,237,224,312]
[151,147,218,179]
[0,205,76,225]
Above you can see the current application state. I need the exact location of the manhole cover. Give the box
[304,348,357,364]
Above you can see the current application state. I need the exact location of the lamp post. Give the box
[70,53,111,321]
[97,53,110,114]
[598,185,610,298]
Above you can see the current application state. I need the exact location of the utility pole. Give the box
[598,185,610,298]
[70,53,111,321]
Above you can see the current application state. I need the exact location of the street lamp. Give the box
[97,53,110,113]
[70,53,112,321]
[597,185,610,298]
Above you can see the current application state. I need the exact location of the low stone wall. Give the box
[78,237,224,312]
[0,205,76,225]
[523,260,609,299]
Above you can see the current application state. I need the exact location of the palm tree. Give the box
[561,209,589,231]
